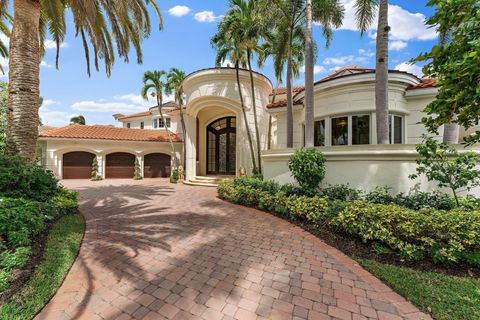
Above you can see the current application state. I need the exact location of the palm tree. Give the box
[70,115,86,125]
[4,0,162,162]
[212,17,258,173]
[304,0,344,147]
[354,0,389,144]
[216,0,268,174]
[165,68,188,169]
[141,70,177,169]
[257,28,305,149]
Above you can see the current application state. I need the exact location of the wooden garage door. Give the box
[63,152,95,179]
[144,153,171,178]
[106,152,135,179]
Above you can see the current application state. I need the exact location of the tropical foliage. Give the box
[414,0,480,145]
[410,135,480,206]
[5,0,162,161]
[288,148,326,195]
[69,115,86,125]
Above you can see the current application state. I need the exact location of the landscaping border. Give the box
[0,214,85,320]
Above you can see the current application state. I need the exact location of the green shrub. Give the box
[232,177,279,194]
[170,169,178,183]
[334,201,480,265]
[51,188,79,217]
[279,183,305,196]
[285,195,329,222]
[325,199,348,220]
[0,154,59,202]
[321,184,362,201]
[365,186,394,204]
[288,148,326,195]
[394,190,454,211]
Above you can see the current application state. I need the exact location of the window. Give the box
[159,118,171,128]
[332,117,349,145]
[140,121,144,129]
[389,115,403,144]
[352,115,370,145]
[331,115,371,146]
[153,119,158,128]
[126,122,131,128]
[314,120,325,146]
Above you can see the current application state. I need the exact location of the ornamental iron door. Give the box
[206,117,236,175]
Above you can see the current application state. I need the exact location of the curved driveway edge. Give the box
[36,179,431,320]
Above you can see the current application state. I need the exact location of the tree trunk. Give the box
[179,102,187,171]
[247,50,262,174]
[375,0,390,145]
[286,46,294,148]
[235,62,257,172]
[6,0,41,161]
[304,0,314,148]
[267,84,280,150]
[157,95,177,170]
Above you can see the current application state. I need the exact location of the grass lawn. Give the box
[0,214,85,320]
[357,258,480,320]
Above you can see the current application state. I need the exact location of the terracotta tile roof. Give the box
[116,111,152,120]
[266,98,303,109]
[39,125,181,142]
[270,86,304,96]
[321,66,374,81]
[408,78,437,90]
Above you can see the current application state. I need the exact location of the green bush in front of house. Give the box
[334,201,480,265]
[218,177,480,267]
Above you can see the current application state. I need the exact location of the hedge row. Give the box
[218,178,480,267]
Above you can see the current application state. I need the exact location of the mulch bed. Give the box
[0,221,53,305]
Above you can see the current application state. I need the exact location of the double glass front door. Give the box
[207,117,236,175]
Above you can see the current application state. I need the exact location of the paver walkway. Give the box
[36,179,431,320]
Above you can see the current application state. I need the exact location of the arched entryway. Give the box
[63,151,95,179]
[105,152,135,178]
[144,153,171,178]
[206,117,236,175]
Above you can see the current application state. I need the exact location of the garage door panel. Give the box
[144,153,170,178]
[106,152,135,179]
[63,152,95,179]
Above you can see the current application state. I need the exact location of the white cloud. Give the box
[358,49,374,57]
[323,55,368,66]
[300,65,327,74]
[44,39,69,49]
[194,11,222,23]
[395,62,423,77]
[42,99,60,107]
[40,60,52,68]
[168,5,191,17]
[389,40,408,51]
[339,0,437,41]
[39,110,77,126]
[0,34,8,47]
[221,59,234,67]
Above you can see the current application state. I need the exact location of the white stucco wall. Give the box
[182,68,272,179]
[262,145,480,196]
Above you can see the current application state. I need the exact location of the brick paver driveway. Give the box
[36,179,431,320]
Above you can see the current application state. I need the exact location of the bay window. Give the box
[331,115,370,146]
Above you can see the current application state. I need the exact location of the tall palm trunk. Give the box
[6,0,41,161]
[286,44,294,148]
[267,84,280,150]
[304,0,314,147]
[235,61,257,172]
[178,102,187,170]
[246,50,262,174]
[156,95,177,169]
[375,0,390,145]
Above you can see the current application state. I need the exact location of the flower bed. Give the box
[218,177,480,267]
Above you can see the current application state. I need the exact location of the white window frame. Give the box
[140,121,144,129]
[126,122,131,128]
[159,118,171,128]
[389,114,404,144]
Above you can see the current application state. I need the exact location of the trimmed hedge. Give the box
[218,177,480,267]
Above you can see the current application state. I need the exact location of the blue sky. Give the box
[14,0,437,126]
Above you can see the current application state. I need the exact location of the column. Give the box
[184,114,197,180]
